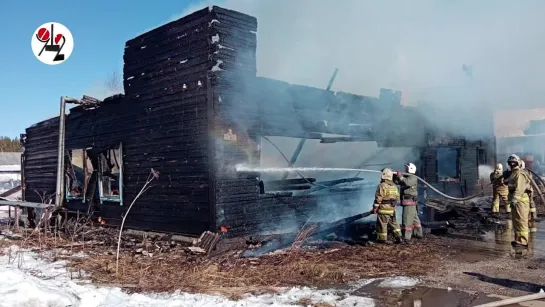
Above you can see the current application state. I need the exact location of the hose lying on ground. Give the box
[528,169,545,211]
[473,289,545,307]
[260,136,545,204]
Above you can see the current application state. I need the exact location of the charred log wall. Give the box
[122,6,260,235]
[421,140,492,199]
[205,9,263,235]
[65,93,215,234]
[21,117,60,203]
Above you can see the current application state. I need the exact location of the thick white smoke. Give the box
[157,1,545,226]
[172,0,545,111]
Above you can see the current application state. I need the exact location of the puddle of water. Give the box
[446,220,545,261]
[354,282,525,307]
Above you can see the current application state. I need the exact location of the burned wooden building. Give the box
[21,6,495,237]
[496,119,545,176]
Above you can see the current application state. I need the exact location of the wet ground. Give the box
[355,281,545,307]
[451,219,545,261]
[396,220,545,306]
[342,219,545,306]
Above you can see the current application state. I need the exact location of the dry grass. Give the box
[67,238,446,297]
[0,221,451,299]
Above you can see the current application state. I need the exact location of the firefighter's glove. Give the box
[372,204,379,214]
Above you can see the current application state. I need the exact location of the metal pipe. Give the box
[55,96,79,208]
[55,96,66,208]
[473,290,545,307]
[0,200,54,209]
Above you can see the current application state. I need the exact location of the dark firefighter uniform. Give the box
[507,154,532,248]
[490,163,510,213]
[395,168,422,240]
[373,168,402,243]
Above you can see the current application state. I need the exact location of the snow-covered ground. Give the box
[0,245,419,307]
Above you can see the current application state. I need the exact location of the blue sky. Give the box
[0,0,207,138]
[1,0,543,138]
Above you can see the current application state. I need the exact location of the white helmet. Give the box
[405,162,417,174]
[495,163,503,172]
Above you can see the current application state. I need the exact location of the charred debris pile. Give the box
[241,196,518,257]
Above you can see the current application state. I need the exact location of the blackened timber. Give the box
[207,72,217,232]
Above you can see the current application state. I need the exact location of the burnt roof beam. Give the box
[281,68,339,179]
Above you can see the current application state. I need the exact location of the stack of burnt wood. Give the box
[240,196,515,257]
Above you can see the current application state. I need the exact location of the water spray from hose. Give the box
[235,166,382,173]
[249,136,495,202]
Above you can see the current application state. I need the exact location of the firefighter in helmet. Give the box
[372,168,403,243]
[394,162,423,240]
[506,154,532,253]
[490,163,510,214]
[520,160,537,233]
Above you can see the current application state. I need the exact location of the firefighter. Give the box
[520,160,537,233]
[394,162,422,240]
[490,163,510,214]
[372,168,403,244]
[506,154,532,253]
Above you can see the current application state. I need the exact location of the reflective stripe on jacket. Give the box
[508,168,531,203]
[374,180,399,214]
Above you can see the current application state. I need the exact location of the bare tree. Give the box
[116,169,159,276]
[105,70,124,95]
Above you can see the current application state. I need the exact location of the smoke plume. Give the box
[156,1,545,229]
[175,0,545,108]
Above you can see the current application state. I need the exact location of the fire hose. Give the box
[528,169,545,212]
[260,136,545,203]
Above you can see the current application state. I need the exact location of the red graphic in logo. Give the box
[36,24,66,62]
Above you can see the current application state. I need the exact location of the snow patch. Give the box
[140,45,147,49]
[0,248,377,307]
[211,34,220,43]
[0,270,79,307]
[208,5,213,12]
[211,60,224,72]
[141,73,145,76]
[126,76,134,81]
[218,95,222,103]
[180,59,188,64]
[209,19,220,27]
[378,276,419,288]
[250,30,257,34]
